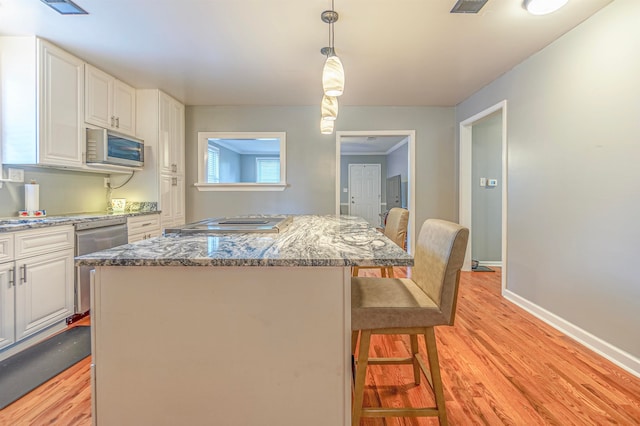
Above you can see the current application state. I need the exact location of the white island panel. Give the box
[92,265,350,426]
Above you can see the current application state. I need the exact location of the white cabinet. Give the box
[122,90,185,231]
[85,63,136,137]
[160,174,185,229]
[158,91,185,176]
[0,226,74,351]
[0,235,15,351]
[127,214,161,243]
[0,37,84,167]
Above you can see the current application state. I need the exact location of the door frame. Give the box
[336,130,416,255]
[348,163,381,226]
[459,100,508,293]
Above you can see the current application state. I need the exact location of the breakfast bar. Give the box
[76,215,413,426]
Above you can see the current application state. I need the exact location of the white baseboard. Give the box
[503,289,640,378]
[479,261,502,267]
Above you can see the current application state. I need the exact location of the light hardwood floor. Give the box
[0,268,638,425]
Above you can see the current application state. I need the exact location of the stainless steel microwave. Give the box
[86,128,144,167]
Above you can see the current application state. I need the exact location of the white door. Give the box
[349,164,381,226]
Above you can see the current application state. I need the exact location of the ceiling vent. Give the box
[40,0,88,15]
[450,0,489,14]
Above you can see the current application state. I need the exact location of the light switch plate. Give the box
[479,177,487,187]
[488,179,498,187]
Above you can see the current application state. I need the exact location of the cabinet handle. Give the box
[116,117,120,128]
[8,267,15,287]
[141,222,151,227]
[111,116,115,127]
[20,264,27,284]
[172,177,178,186]
[172,164,177,173]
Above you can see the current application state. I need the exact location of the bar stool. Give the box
[351,219,469,425]
[352,207,409,278]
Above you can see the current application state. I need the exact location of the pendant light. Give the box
[321,5,344,97]
[320,118,334,135]
[321,95,338,121]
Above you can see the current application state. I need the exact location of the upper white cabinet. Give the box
[158,91,185,176]
[0,37,84,167]
[127,90,185,230]
[85,63,136,137]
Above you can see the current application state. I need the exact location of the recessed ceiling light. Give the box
[40,0,88,15]
[523,0,569,16]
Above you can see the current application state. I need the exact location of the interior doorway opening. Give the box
[336,130,416,254]
[459,101,508,292]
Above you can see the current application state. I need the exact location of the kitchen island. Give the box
[76,215,413,426]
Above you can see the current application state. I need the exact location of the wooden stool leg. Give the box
[386,266,394,278]
[424,328,448,426]
[351,331,359,355]
[352,266,360,277]
[410,334,421,384]
[352,330,371,426]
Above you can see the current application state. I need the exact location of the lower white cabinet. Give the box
[0,226,74,352]
[128,214,161,243]
[160,174,185,230]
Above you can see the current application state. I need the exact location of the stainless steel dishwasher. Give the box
[75,217,128,315]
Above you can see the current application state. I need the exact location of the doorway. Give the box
[336,130,416,254]
[348,164,381,226]
[459,101,508,292]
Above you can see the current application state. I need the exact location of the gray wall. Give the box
[456,0,639,358]
[210,141,241,183]
[185,106,456,234]
[240,154,279,183]
[386,142,409,208]
[471,112,502,262]
[0,166,108,216]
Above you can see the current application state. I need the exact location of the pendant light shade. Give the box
[321,95,338,121]
[320,118,334,134]
[322,55,345,97]
[523,0,568,15]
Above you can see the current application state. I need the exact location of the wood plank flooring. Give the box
[0,269,638,425]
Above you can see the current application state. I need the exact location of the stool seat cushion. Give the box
[352,276,448,330]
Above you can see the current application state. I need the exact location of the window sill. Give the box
[194,182,288,192]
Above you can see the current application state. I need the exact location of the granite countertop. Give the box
[0,210,159,233]
[76,215,414,268]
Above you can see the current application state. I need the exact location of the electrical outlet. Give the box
[104,177,110,188]
[8,168,24,182]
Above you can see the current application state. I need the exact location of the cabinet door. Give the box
[170,99,185,175]
[0,262,16,351]
[38,40,84,167]
[85,63,113,129]
[159,174,173,230]
[172,174,185,224]
[14,249,74,341]
[158,93,174,175]
[113,79,136,136]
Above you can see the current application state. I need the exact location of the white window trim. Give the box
[196,131,287,191]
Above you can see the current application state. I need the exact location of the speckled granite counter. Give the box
[75,214,413,267]
[0,210,159,233]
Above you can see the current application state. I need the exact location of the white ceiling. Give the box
[0,0,612,107]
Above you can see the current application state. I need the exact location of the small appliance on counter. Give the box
[18,180,46,217]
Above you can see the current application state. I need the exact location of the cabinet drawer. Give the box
[127,214,160,235]
[0,234,14,263]
[14,226,74,259]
